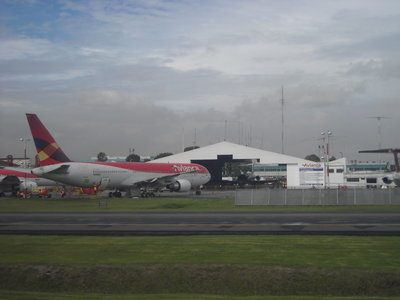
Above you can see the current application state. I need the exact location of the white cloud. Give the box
[80,47,108,55]
[0,98,22,109]
[0,38,52,60]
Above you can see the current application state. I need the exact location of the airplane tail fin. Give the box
[26,113,71,166]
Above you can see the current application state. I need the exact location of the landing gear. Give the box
[108,191,122,198]
[140,188,155,198]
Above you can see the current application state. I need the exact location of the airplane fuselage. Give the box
[32,161,211,190]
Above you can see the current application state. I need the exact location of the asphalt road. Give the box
[1,211,400,236]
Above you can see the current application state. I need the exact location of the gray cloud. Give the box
[347,57,400,79]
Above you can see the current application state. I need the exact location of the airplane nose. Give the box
[206,172,211,183]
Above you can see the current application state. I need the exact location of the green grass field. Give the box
[0,235,399,298]
[0,291,398,300]
[0,235,399,270]
[1,291,399,300]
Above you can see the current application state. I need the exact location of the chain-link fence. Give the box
[235,188,400,206]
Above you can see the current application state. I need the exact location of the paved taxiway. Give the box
[1,211,399,235]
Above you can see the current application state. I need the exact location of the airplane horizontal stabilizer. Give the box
[40,164,70,175]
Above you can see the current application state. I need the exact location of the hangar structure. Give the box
[151,141,342,188]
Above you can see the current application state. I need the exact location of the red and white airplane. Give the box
[0,167,57,196]
[26,113,211,196]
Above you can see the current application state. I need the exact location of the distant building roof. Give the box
[150,141,312,165]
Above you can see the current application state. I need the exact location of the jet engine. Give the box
[383,174,400,186]
[19,180,38,191]
[382,176,393,184]
[168,179,191,192]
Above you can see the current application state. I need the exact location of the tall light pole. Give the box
[19,138,31,168]
[19,138,31,198]
[321,130,332,188]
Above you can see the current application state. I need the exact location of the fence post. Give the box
[251,189,254,206]
[284,189,287,206]
[336,188,339,205]
[235,190,238,206]
[267,188,270,205]
[354,188,356,205]
[319,188,322,206]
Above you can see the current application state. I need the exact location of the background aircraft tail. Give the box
[26,113,71,166]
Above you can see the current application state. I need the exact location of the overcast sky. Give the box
[1,0,400,164]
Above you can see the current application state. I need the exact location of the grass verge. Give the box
[1,291,399,300]
[0,235,399,297]
[1,264,399,297]
[0,235,399,269]
[1,197,400,212]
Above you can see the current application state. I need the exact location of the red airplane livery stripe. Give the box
[0,169,37,178]
[82,162,208,174]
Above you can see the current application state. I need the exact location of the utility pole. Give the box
[321,130,332,188]
[182,127,185,152]
[19,138,30,198]
[224,120,227,141]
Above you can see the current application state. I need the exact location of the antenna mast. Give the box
[281,86,285,154]
[368,116,390,162]
[193,128,197,147]
[182,127,185,152]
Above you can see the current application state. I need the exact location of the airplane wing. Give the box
[121,169,199,188]
[149,169,200,184]
[143,174,183,188]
